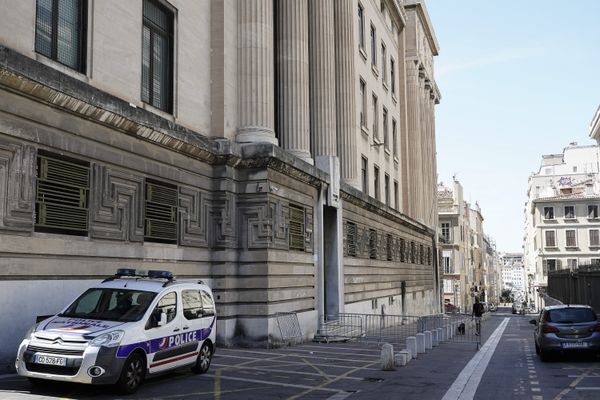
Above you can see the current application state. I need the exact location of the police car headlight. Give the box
[90,330,125,348]
[24,323,39,340]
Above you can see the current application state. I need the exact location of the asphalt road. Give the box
[1,309,599,400]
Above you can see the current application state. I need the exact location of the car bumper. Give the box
[15,339,126,385]
[539,334,600,352]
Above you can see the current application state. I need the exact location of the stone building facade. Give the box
[0,0,440,368]
[523,143,600,311]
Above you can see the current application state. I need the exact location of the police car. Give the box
[15,269,216,394]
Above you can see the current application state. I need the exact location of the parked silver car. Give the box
[530,305,600,361]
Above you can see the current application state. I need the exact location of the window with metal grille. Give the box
[386,234,393,261]
[419,244,424,265]
[289,204,305,251]
[142,0,173,113]
[369,229,377,259]
[347,222,357,257]
[144,179,178,244]
[399,238,405,262]
[410,241,416,263]
[35,151,89,235]
[35,0,87,72]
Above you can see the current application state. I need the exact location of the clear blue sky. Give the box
[426,0,600,253]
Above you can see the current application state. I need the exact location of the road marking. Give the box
[576,387,600,390]
[325,392,354,400]
[210,363,363,381]
[553,363,599,400]
[216,349,378,363]
[215,354,379,371]
[441,317,510,400]
[286,361,379,400]
[213,369,221,400]
[202,374,343,393]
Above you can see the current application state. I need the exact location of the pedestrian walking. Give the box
[472,297,484,336]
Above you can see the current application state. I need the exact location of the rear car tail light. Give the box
[542,325,559,334]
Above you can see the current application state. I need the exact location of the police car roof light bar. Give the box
[148,270,174,280]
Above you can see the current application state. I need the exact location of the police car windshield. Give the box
[61,288,157,322]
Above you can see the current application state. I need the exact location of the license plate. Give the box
[562,342,588,349]
[35,355,66,366]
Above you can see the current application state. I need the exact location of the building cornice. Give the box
[340,181,436,237]
[0,45,327,189]
[403,0,440,55]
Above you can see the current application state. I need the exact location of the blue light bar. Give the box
[116,268,137,277]
[148,270,173,280]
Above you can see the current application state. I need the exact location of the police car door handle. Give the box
[173,328,180,332]
[183,326,190,330]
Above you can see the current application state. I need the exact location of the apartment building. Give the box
[0,0,440,367]
[523,143,600,308]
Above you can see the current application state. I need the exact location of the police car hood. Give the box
[35,316,128,340]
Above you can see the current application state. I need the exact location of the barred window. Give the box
[410,241,416,263]
[144,179,178,244]
[35,0,87,72]
[289,204,305,251]
[386,234,393,261]
[142,0,174,112]
[419,244,424,265]
[35,151,89,235]
[347,222,357,257]
[399,238,405,262]
[369,229,377,259]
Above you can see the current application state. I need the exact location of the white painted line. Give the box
[441,318,510,400]
[216,350,377,363]
[214,354,380,371]
[268,347,381,358]
[211,363,363,380]
[531,388,541,392]
[326,391,354,400]
[203,373,342,393]
[530,381,539,385]
[576,387,600,390]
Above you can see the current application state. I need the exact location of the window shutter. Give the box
[144,180,178,243]
[289,204,305,251]
[36,154,89,233]
[347,222,357,256]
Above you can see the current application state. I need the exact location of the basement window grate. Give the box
[289,204,305,251]
[35,152,89,235]
[144,179,178,244]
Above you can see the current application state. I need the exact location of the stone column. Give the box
[276,0,312,163]
[405,60,421,221]
[309,0,337,160]
[334,0,358,186]
[236,0,277,144]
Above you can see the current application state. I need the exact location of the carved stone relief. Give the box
[0,140,35,232]
[178,186,209,247]
[89,165,144,241]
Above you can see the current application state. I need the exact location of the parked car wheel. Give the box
[116,352,146,394]
[191,342,213,374]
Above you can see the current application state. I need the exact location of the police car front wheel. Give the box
[191,343,212,374]
[116,352,146,394]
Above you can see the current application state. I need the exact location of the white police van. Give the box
[15,269,216,394]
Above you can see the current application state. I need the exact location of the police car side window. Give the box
[182,290,202,320]
[148,292,177,328]
[201,290,215,317]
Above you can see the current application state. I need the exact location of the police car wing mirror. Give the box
[158,312,168,327]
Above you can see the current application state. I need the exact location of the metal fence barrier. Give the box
[315,312,483,349]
